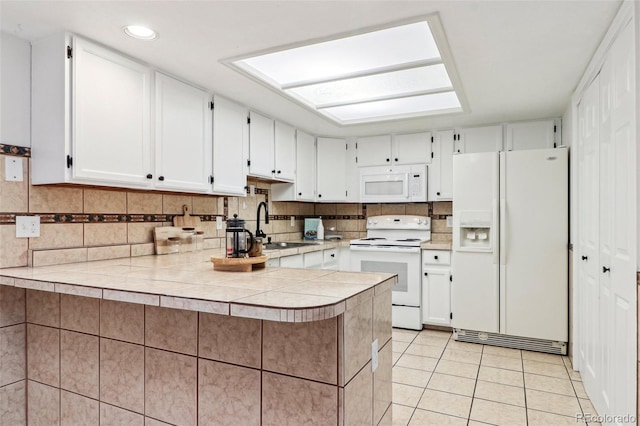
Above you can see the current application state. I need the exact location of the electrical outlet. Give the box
[290,216,295,227]
[446,216,453,227]
[249,184,256,196]
[216,216,223,229]
[371,339,379,372]
[5,157,23,182]
[16,216,40,238]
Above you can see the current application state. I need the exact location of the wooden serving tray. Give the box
[210,255,267,272]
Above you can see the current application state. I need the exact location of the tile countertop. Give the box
[0,248,394,323]
[420,241,452,250]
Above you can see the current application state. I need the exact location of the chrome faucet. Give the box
[256,201,269,238]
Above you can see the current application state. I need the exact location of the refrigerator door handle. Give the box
[500,200,507,266]
[492,198,499,264]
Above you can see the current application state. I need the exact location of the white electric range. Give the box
[350,215,431,330]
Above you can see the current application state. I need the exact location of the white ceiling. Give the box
[0,0,621,137]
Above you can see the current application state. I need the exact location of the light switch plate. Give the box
[290,216,295,227]
[216,216,223,229]
[16,216,40,238]
[5,157,23,182]
[249,184,255,196]
[371,339,379,372]
[446,216,453,227]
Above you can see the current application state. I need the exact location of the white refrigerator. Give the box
[452,148,568,343]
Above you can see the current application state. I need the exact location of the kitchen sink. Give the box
[263,241,319,250]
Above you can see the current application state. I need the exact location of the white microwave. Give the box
[359,164,428,203]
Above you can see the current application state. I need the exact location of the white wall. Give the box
[0,31,31,147]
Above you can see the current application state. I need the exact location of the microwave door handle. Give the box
[406,173,411,199]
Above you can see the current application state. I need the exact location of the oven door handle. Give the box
[349,245,421,254]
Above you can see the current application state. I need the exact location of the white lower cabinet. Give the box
[279,254,304,268]
[270,247,344,270]
[422,250,451,326]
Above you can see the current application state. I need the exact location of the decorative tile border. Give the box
[269,215,364,221]
[0,144,31,157]
[0,213,225,225]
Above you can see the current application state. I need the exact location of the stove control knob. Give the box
[416,219,422,224]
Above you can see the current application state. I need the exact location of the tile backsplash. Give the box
[0,149,452,268]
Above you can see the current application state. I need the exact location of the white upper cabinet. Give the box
[212,96,248,195]
[317,137,348,202]
[429,130,454,201]
[155,72,212,192]
[454,125,503,154]
[274,121,296,181]
[505,119,559,151]
[394,132,432,165]
[248,112,295,181]
[356,135,392,167]
[72,37,153,187]
[294,131,316,201]
[32,34,154,188]
[248,111,275,179]
[357,132,432,167]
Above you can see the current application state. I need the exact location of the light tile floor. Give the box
[391,328,600,425]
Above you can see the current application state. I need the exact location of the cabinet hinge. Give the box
[66,46,72,59]
[209,102,214,111]
[431,152,434,159]
[66,155,73,168]
[247,117,251,125]
[553,125,557,133]
[449,275,452,282]
[345,190,348,197]
[553,142,557,148]
[355,142,358,149]
[431,136,434,143]
[247,159,251,167]
[209,175,214,184]
[355,156,358,163]
[346,143,348,150]
[450,312,453,320]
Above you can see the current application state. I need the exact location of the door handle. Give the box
[581,255,588,261]
[602,266,610,273]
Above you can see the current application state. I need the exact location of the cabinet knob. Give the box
[330,254,335,258]
[602,266,610,273]
[436,191,441,196]
[434,255,439,260]
[158,176,165,181]
[581,255,588,261]
[146,174,152,179]
[318,194,322,198]
[424,272,428,276]
[386,158,390,162]
[271,169,276,174]
[298,192,302,196]
[277,170,281,174]
[395,158,398,162]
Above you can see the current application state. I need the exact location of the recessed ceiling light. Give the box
[228,17,465,125]
[123,25,158,40]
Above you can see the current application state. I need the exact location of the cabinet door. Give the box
[356,135,392,167]
[295,131,316,201]
[505,120,557,151]
[155,72,212,192]
[456,125,503,153]
[429,130,454,201]
[280,254,304,268]
[317,137,348,202]
[303,251,323,269]
[248,111,275,178]
[422,267,451,326]
[212,96,248,195]
[394,132,432,165]
[274,121,296,181]
[72,37,152,186]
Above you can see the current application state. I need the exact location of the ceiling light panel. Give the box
[286,65,453,107]
[322,91,462,123]
[229,18,464,125]
[236,22,440,87]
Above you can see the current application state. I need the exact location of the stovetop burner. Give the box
[395,238,421,242]
[361,237,386,241]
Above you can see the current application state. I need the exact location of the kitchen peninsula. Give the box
[0,249,393,425]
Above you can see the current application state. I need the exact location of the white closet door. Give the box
[599,20,636,420]
[577,73,601,412]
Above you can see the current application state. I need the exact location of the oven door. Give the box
[349,245,421,306]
